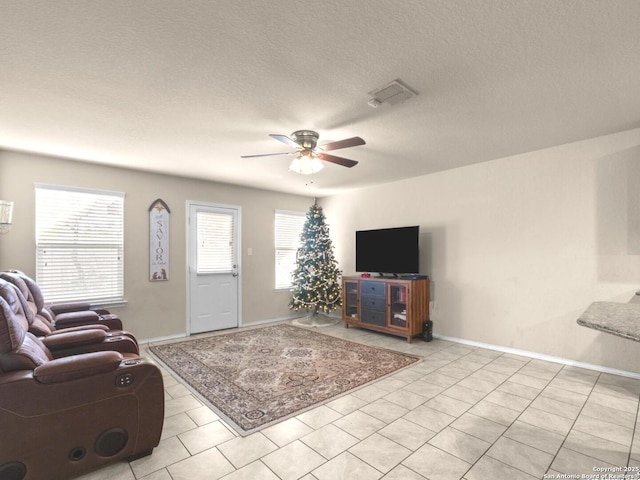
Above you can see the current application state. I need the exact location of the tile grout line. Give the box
[384,347,539,479]
[318,348,461,477]
[325,342,469,479]
[265,338,449,478]
[129,327,638,480]
[436,351,602,478]
[550,375,640,471]
[451,352,542,479]
[538,369,600,478]
[625,391,640,468]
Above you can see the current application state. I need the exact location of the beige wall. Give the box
[0,150,314,340]
[321,128,640,373]
[3,128,640,372]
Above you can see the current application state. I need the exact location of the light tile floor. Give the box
[76,322,640,480]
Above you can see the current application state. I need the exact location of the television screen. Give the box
[355,226,419,275]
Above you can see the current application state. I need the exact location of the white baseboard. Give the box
[139,332,187,345]
[139,321,639,380]
[240,315,301,327]
[435,333,640,380]
[139,315,303,345]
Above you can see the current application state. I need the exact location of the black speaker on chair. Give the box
[0,462,27,480]
[95,428,129,457]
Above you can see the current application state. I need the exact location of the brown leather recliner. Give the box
[0,295,164,480]
[0,279,139,357]
[0,274,138,349]
[0,271,123,331]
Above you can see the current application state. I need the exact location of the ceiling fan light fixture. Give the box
[244,130,363,171]
[289,152,323,175]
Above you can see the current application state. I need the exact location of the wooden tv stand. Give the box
[341,275,430,343]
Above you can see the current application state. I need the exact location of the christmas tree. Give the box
[289,202,342,317]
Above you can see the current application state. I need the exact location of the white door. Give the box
[188,202,240,334]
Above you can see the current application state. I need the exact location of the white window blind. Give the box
[197,211,234,273]
[35,184,125,305]
[275,210,305,289]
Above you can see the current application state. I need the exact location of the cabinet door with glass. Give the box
[388,283,408,329]
[343,280,359,320]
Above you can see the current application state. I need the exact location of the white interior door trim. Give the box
[185,200,242,335]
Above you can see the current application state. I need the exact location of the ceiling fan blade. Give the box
[269,134,300,147]
[317,152,358,168]
[240,152,292,158]
[320,136,366,151]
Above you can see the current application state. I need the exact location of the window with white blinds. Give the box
[196,211,234,273]
[275,210,306,289]
[35,184,125,305]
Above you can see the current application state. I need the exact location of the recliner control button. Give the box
[115,373,134,387]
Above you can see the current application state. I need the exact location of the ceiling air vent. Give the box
[368,79,417,107]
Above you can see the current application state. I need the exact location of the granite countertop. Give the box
[577,301,640,342]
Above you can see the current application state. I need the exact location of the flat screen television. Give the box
[355,226,419,276]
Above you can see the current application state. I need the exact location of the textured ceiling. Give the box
[2,0,640,196]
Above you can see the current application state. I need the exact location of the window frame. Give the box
[274,209,306,290]
[34,183,125,307]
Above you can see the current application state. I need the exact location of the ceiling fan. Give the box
[241,130,365,174]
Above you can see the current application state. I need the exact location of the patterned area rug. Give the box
[150,323,421,435]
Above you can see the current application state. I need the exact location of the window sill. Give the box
[92,300,128,310]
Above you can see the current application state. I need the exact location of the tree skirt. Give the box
[150,324,421,436]
[291,314,340,328]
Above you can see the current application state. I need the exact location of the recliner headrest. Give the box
[0,272,38,315]
[0,279,31,324]
[12,272,45,312]
[0,275,56,336]
[0,284,26,354]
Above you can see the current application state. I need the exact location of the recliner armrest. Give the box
[48,301,92,314]
[52,310,123,330]
[50,334,140,357]
[47,323,109,336]
[42,329,107,350]
[47,324,110,334]
[33,351,123,383]
[97,313,123,330]
[53,310,100,327]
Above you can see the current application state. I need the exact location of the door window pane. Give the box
[197,211,234,273]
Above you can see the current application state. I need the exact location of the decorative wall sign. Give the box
[149,199,170,281]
